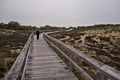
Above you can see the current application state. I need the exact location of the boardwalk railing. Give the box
[43,33,120,80]
[4,33,34,80]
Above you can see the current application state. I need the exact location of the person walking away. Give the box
[36,30,40,40]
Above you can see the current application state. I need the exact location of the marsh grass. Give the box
[0,29,32,79]
[50,26,120,71]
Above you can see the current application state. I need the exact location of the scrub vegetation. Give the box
[49,24,120,71]
[0,21,36,79]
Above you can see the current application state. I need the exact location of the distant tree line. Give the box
[40,25,66,31]
[0,21,37,30]
[58,24,120,32]
[39,24,120,32]
[1,22,120,31]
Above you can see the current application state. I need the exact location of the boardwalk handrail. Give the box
[4,33,34,80]
[44,33,93,80]
[21,34,33,80]
[43,33,120,80]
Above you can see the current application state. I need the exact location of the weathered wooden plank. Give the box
[44,34,93,80]
[4,33,34,80]
[44,33,120,80]
[21,34,78,80]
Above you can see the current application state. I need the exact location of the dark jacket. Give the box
[36,30,40,35]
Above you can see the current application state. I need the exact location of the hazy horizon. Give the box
[0,0,120,27]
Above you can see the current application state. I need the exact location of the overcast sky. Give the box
[0,0,120,27]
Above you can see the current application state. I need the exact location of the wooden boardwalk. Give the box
[21,34,78,80]
[5,33,120,80]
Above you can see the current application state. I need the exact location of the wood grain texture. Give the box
[21,34,78,80]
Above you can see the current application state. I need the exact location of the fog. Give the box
[0,0,120,27]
